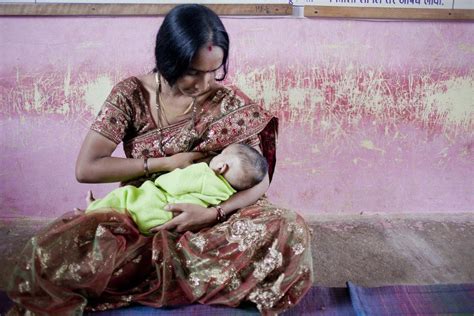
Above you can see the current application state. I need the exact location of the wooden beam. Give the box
[1,3,472,20]
[304,6,474,20]
[0,3,292,16]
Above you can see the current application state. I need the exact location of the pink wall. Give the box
[0,17,473,218]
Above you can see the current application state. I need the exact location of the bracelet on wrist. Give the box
[215,205,227,223]
[143,157,150,178]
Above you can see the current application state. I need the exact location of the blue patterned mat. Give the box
[0,287,354,315]
[2,283,473,315]
[348,282,474,316]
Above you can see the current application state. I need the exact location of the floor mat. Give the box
[0,286,355,315]
[3,283,473,315]
[348,282,474,316]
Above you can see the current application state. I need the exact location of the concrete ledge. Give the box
[308,213,474,287]
[1,213,473,290]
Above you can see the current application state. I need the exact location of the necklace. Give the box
[154,73,198,157]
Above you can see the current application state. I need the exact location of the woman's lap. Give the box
[7,199,313,314]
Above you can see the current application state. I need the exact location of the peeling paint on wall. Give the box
[0,17,472,217]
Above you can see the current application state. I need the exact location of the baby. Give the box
[86,143,268,235]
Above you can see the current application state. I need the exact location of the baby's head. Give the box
[209,144,268,191]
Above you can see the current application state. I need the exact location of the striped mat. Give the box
[1,283,473,315]
[348,282,474,316]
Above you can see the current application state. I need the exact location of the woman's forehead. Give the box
[190,45,224,72]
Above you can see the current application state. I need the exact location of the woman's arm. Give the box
[75,130,205,183]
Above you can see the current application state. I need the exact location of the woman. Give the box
[7,4,313,315]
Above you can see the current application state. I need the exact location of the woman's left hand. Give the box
[150,203,217,233]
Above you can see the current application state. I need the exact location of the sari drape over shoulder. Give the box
[7,77,313,315]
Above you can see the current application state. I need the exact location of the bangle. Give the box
[215,205,227,223]
[144,157,150,178]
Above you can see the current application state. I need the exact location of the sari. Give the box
[7,77,313,315]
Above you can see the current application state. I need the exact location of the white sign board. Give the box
[291,0,473,9]
[4,0,288,3]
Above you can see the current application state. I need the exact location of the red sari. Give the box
[7,77,313,315]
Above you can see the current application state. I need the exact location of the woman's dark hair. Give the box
[154,4,230,86]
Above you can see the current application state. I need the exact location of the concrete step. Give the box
[306,213,474,286]
[1,213,473,290]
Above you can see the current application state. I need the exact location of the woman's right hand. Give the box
[159,152,207,172]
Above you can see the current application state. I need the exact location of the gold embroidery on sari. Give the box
[212,266,234,286]
[189,266,235,288]
[269,208,284,217]
[298,265,310,275]
[252,240,283,281]
[92,100,130,145]
[287,222,308,255]
[291,243,305,256]
[226,219,266,252]
[187,258,236,298]
[96,225,107,237]
[190,235,207,253]
[52,263,82,282]
[36,246,51,270]
[247,273,285,310]
[255,197,270,207]
[87,261,97,274]
[228,274,241,291]
[132,255,142,263]
[174,126,199,152]
[188,273,204,298]
[152,249,159,261]
[69,263,82,282]
[220,89,244,114]
[91,302,123,312]
[113,226,128,234]
[189,273,201,287]
[19,281,31,293]
[287,222,305,238]
[131,142,154,159]
[208,249,219,257]
[290,278,308,297]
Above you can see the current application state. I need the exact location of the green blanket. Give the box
[86,163,236,234]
